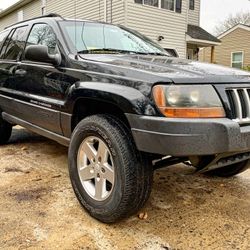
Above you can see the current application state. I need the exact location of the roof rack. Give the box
[5,13,64,29]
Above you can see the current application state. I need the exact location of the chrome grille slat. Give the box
[242,89,250,118]
[227,88,250,125]
[232,89,243,120]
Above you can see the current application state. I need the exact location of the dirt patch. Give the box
[8,187,49,202]
[4,167,30,174]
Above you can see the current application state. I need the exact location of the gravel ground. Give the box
[0,127,249,250]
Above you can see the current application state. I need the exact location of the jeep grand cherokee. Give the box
[0,14,249,223]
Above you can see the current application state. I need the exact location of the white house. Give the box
[0,0,220,59]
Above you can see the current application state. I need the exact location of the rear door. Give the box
[0,25,29,113]
[0,29,12,93]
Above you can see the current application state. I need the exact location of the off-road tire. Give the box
[68,114,153,223]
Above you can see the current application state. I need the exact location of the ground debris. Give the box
[138,212,148,220]
[51,174,62,179]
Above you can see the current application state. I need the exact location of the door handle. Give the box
[15,69,27,76]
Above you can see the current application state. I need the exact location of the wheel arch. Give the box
[71,97,131,132]
[65,82,156,134]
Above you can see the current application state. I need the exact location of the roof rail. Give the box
[5,13,64,29]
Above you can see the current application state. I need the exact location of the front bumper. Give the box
[125,113,250,156]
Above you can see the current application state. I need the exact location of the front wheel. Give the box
[68,114,153,223]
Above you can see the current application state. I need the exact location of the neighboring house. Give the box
[200,24,250,69]
[0,0,219,59]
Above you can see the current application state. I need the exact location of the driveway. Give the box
[0,127,249,250]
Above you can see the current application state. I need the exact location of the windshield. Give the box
[60,21,168,55]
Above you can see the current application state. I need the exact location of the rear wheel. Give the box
[0,114,12,145]
[68,114,153,223]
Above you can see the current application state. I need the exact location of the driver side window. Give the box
[26,23,57,55]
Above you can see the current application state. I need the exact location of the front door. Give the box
[187,48,194,60]
[12,23,68,135]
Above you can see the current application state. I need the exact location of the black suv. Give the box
[0,14,249,223]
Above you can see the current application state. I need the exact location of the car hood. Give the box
[78,54,250,84]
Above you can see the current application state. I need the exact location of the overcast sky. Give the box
[200,0,250,34]
[1,0,250,34]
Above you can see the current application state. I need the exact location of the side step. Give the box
[2,112,70,147]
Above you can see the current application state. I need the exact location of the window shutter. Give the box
[176,0,182,13]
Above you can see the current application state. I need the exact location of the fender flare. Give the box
[65,82,157,115]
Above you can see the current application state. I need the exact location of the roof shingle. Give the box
[187,24,221,43]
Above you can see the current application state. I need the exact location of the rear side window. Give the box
[26,23,57,55]
[0,30,10,53]
[0,29,15,59]
[2,26,28,60]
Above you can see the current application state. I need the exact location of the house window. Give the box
[189,0,195,10]
[161,0,175,11]
[17,10,23,22]
[134,0,182,12]
[232,52,243,69]
[135,0,159,7]
[145,0,159,7]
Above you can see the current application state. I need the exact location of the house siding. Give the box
[46,0,105,21]
[126,0,188,58]
[187,0,200,26]
[46,0,124,23]
[106,0,125,24]
[0,0,41,31]
[200,28,250,68]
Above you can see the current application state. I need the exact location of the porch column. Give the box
[211,46,215,63]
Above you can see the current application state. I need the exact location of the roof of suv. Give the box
[4,13,63,29]
[4,13,113,30]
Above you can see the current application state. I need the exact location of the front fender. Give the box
[65,82,157,115]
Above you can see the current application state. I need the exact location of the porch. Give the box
[186,24,221,61]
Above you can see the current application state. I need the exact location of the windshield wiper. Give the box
[147,52,169,56]
[77,48,149,55]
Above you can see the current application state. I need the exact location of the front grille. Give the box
[226,88,250,124]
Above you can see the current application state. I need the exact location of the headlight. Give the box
[152,85,225,118]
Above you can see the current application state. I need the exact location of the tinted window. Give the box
[26,23,57,55]
[3,26,28,60]
[0,29,15,59]
[0,30,10,53]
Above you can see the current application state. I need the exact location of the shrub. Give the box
[243,66,250,71]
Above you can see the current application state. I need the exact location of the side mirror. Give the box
[24,45,61,66]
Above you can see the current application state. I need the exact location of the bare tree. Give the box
[214,11,250,36]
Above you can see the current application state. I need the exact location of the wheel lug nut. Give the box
[101,168,105,173]
[98,157,102,163]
